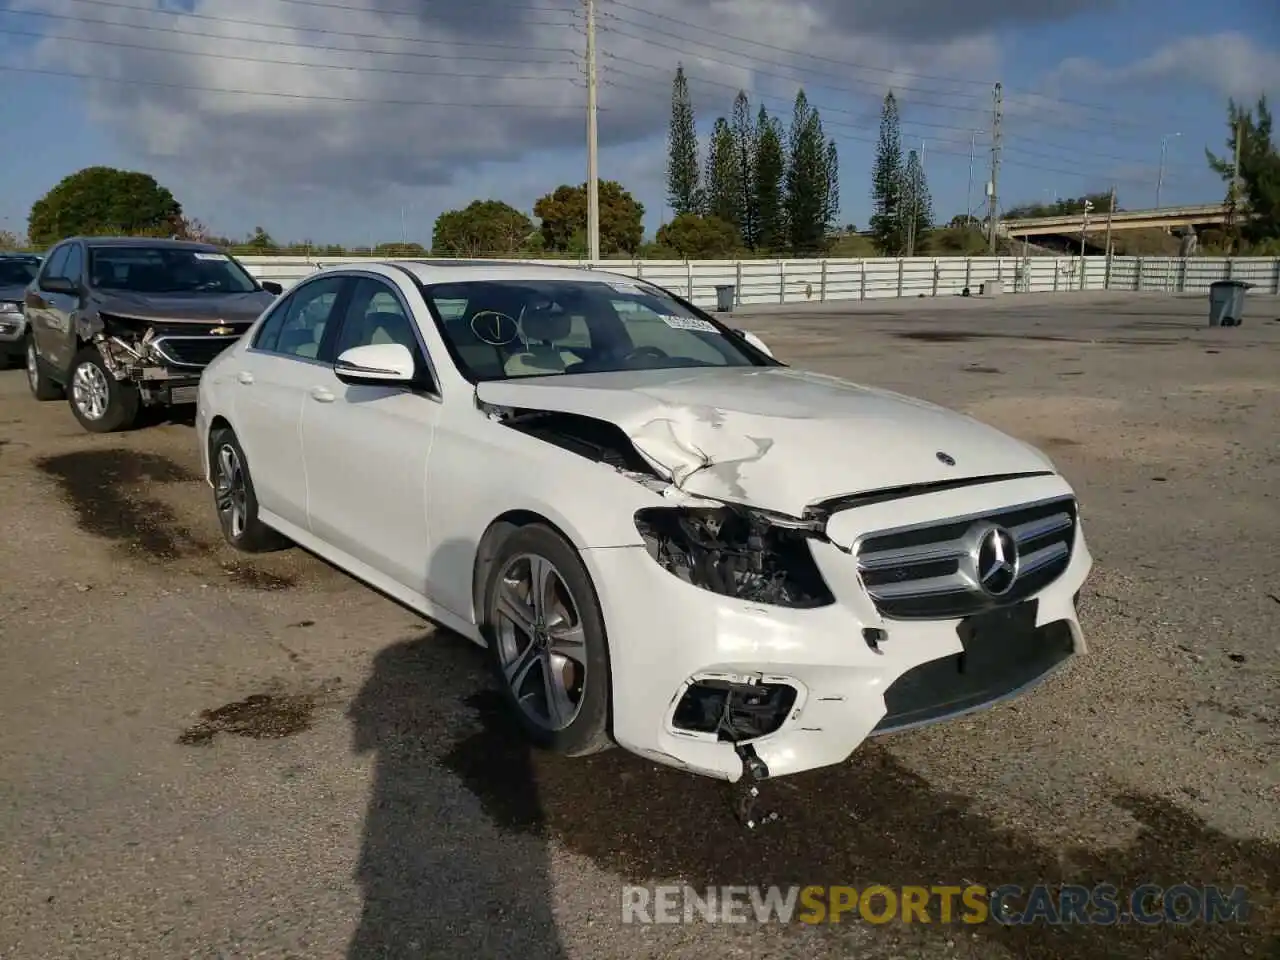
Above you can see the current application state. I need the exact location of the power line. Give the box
[0,26,582,78]
[0,62,588,108]
[1,2,581,57]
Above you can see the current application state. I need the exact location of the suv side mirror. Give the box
[334,343,417,386]
[40,276,79,295]
[260,280,283,295]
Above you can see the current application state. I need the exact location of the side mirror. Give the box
[735,329,773,358]
[334,342,417,385]
[40,276,78,295]
[260,280,283,295]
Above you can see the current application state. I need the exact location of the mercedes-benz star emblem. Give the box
[936,451,956,466]
[975,525,1020,596]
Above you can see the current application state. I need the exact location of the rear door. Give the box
[230,274,353,531]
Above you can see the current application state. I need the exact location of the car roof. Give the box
[71,236,223,251]
[320,259,639,287]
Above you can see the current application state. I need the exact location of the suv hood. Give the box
[476,366,1055,519]
[0,284,27,303]
[90,289,274,327]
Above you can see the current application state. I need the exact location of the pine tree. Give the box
[784,89,835,254]
[870,91,905,255]
[704,117,742,232]
[666,65,701,216]
[753,106,786,253]
[902,149,933,255]
[731,91,759,248]
[823,138,841,239]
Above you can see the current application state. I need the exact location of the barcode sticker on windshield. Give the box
[608,280,643,294]
[662,314,718,333]
[193,252,228,261]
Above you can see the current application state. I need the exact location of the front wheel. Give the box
[482,523,613,757]
[67,346,139,432]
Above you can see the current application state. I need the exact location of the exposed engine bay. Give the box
[90,312,243,405]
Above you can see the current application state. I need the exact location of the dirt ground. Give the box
[1,290,1277,959]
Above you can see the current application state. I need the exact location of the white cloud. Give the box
[7,0,1114,236]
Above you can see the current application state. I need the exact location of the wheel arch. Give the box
[205,415,234,483]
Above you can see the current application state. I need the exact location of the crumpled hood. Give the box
[476,366,1055,518]
[90,289,275,326]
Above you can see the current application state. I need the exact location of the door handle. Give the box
[237,371,254,385]
[309,386,335,403]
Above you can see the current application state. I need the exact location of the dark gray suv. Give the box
[24,237,283,432]
[0,253,41,368]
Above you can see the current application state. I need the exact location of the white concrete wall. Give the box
[234,254,1280,310]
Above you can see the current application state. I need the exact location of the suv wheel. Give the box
[67,346,140,433]
[26,335,64,401]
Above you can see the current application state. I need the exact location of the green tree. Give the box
[869,92,905,255]
[1207,95,1279,250]
[245,226,277,253]
[27,166,183,247]
[753,106,787,252]
[373,242,429,257]
[431,199,533,256]
[784,89,837,255]
[654,212,740,259]
[666,65,702,217]
[1004,193,1113,219]
[731,91,758,248]
[704,117,741,232]
[902,148,933,255]
[532,180,645,255]
[0,229,22,250]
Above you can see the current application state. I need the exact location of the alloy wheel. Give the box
[70,362,110,421]
[213,443,249,540]
[493,552,588,731]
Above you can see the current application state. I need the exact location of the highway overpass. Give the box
[1002,204,1230,238]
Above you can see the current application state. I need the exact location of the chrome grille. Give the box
[149,335,239,368]
[855,496,1078,620]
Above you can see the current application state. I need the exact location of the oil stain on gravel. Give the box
[436,683,1279,960]
[221,560,297,591]
[178,692,318,745]
[36,449,206,560]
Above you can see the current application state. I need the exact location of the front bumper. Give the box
[582,473,1093,781]
[0,310,26,352]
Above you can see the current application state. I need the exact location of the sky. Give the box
[1,0,1278,249]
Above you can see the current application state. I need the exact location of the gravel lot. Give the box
[1,290,1277,959]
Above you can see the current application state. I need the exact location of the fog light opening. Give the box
[672,679,798,741]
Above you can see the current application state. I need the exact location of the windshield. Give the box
[0,258,39,287]
[422,278,768,381]
[88,246,259,294]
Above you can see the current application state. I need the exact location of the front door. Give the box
[300,276,438,595]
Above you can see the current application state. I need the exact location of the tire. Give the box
[25,334,64,401]
[208,426,290,553]
[66,346,139,432]
[482,523,613,757]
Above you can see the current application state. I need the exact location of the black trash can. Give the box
[1208,279,1252,327]
[714,284,736,312]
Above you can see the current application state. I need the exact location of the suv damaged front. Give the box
[81,244,281,407]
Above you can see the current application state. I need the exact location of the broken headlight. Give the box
[634,506,835,608]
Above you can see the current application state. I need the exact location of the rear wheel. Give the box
[25,335,63,401]
[209,426,290,553]
[67,346,139,432]
[482,523,612,757]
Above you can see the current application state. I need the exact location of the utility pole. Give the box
[1103,184,1116,257]
[965,129,984,225]
[986,83,1002,254]
[1155,132,1180,209]
[584,0,600,262]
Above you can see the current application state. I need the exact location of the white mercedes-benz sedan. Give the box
[196,260,1093,783]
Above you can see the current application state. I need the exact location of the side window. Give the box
[333,279,421,358]
[61,244,84,286]
[253,276,346,358]
[39,245,70,286]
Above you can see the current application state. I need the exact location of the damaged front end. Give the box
[88,312,243,407]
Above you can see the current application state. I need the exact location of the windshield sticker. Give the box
[193,252,228,261]
[607,280,644,294]
[661,314,719,333]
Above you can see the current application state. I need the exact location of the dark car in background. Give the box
[0,253,41,368]
[24,237,283,432]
